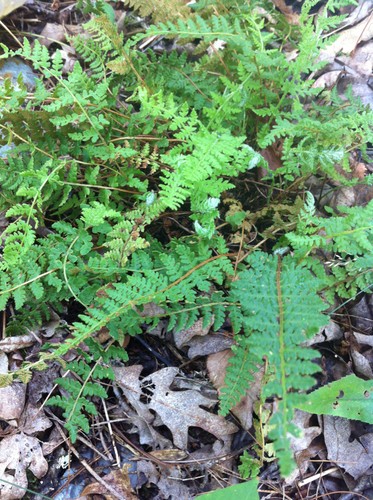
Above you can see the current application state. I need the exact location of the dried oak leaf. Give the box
[116,366,237,450]
[0,433,48,500]
[143,367,238,449]
[114,365,172,448]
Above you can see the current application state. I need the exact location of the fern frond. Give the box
[223,252,328,475]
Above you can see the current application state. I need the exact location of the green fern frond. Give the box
[223,251,328,475]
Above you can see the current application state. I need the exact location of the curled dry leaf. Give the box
[353,331,373,347]
[40,23,67,48]
[80,464,136,500]
[173,316,214,349]
[0,352,26,422]
[351,350,373,378]
[0,0,26,18]
[187,333,234,359]
[0,334,35,353]
[0,433,48,500]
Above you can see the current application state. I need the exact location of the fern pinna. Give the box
[222,252,328,475]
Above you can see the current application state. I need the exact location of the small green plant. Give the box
[0,0,372,484]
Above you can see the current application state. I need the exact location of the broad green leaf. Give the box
[296,375,373,424]
[197,478,259,499]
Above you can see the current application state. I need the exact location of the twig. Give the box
[55,424,124,500]
[101,397,121,468]
[298,467,338,487]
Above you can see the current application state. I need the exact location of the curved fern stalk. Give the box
[222,251,329,476]
[3,252,232,384]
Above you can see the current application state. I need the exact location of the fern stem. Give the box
[0,124,53,158]
[0,269,58,296]
[63,235,88,308]
[60,181,139,194]
[276,255,288,431]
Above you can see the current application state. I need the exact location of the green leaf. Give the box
[197,478,259,499]
[296,375,373,424]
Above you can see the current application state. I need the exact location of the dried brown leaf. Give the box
[0,334,35,353]
[115,366,237,450]
[318,14,373,63]
[271,0,300,24]
[285,410,322,484]
[114,365,172,448]
[19,403,52,435]
[144,367,237,449]
[0,0,26,18]
[80,465,136,499]
[323,416,373,479]
[173,316,214,349]
[0,433,48,500]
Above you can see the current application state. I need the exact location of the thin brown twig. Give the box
[55,424,124,500]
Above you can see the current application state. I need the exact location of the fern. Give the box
[0,0,371,481]
[222,252,328,475]
[46,338,128,443]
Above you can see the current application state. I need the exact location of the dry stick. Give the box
[101,397,122,468]
[44,406,110,463]
[76,434,112,463]
[55,424,124,500]
[298,467,338,488]
[97,422,114,463]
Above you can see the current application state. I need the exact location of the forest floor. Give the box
[0,1,372,499]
